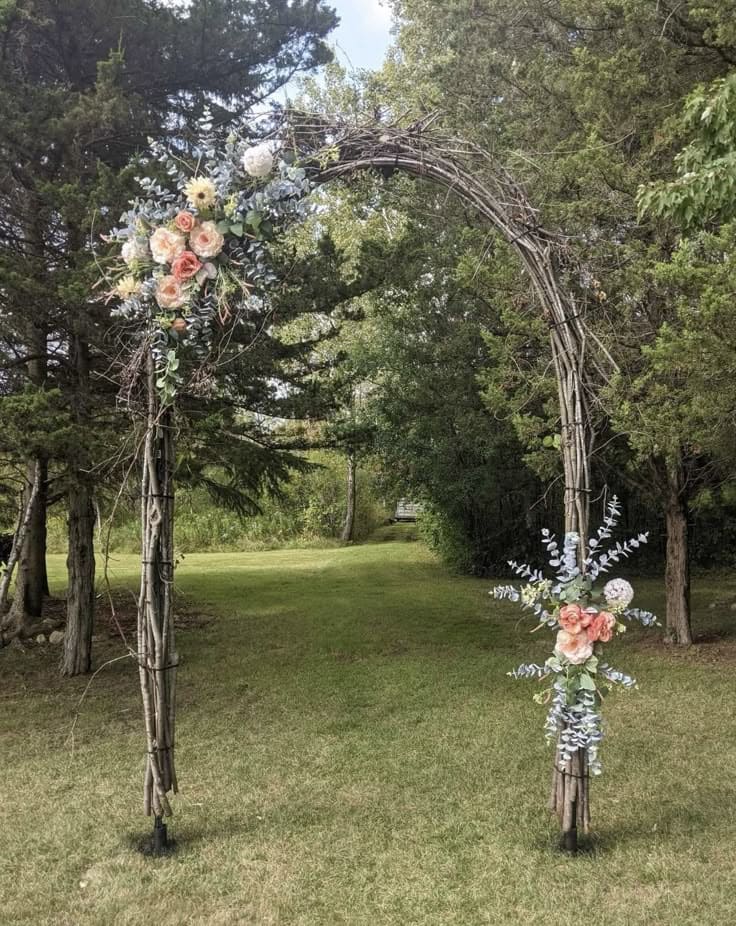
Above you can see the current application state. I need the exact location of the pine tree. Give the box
[0,0,337,664]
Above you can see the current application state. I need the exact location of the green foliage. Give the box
[0,0,339,527]
[45,451,388,553]
[638,73,736,228]
[380,0,736,565]
[0,388,74,461]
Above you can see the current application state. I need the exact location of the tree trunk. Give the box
[6,320,50,633]
[61,483,96,675]
[664,458,692,645]
[62,327,96,675]
[29,330,50,598]
[0,461,42,624]
[5,458,48,634]
[138,353,178,829]
[340,450,357,542]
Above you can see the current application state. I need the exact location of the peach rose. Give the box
[189,220,224,259]
[558,603,592,634]
[174,210,196,233]
[588,610,616,643]
[171,250,202,281]
[150,227,186,265]
[155,275,187,309]
[555,629,593,665]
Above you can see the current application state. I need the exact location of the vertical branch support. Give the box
[138,352,178,848]
[546,290,592,852]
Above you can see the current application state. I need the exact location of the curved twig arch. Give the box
[104,116,609,852]
[289,114,595,552]
[289,113,600,843]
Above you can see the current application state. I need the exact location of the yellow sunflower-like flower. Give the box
[183,177,217,209]
[115,274,141,299]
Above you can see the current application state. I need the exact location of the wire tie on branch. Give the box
[508,226,535,245]
[549,312,584,328]
[136,660,180,672]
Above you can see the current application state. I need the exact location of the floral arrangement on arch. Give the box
[105,122,312,403]
[493,497,658,775]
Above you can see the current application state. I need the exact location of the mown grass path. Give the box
[2,543,735,925]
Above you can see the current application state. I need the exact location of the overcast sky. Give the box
[327,0,394,71]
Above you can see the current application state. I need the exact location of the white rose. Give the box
[242,143,274,178]
[189,221,224,259]
[149,227,186,265]
[121,237,150,266]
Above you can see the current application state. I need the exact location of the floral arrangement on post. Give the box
[493,496,657,851]
[107,131,311,404]
[104,123,312,852]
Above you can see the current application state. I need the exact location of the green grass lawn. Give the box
[2,541,736,925]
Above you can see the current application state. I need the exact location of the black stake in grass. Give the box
[152,815,168,855]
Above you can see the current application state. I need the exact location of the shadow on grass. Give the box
[534,788,736,858]
[124,810,269,855]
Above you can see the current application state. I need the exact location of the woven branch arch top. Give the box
[289,113,594,548]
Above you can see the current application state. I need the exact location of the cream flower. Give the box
[183,177,217,209]
[149,227,186,265]
[121,237,149,266]
[115,275,141,299]
[155,275,187,309]
[242,143,274,178]
[555,629,593,666]
[189,221,224,259]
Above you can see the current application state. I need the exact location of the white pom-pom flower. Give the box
[242,143,274,178]
[603,578,634,608]
[121,237,150,266]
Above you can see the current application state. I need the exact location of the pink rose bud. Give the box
[175,210,196,233]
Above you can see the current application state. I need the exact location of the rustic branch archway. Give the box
[289,113,603,847]
[110,117,611,855]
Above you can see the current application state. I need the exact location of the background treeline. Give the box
[41,452,389,554]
